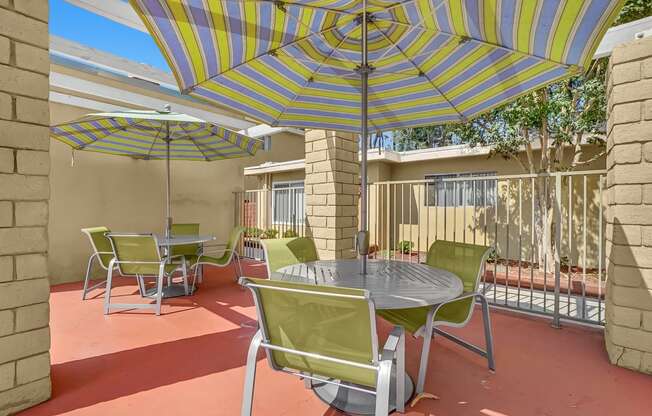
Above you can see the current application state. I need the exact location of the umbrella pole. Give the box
[165,121,172,238]
[359,1,369,274]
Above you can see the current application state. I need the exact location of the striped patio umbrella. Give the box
[51,108,262,235]
[130,0,623,271]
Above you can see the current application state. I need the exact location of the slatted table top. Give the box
[156,235,216,246]
[273,259,463,310]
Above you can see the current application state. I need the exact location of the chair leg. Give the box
[103,261,116,315]
[242,330,263,416]
[375,360,392,416]
[478,295,496,371]
[235,252,243,281]
[155,267,165,316]
[416,308,436,394]
[82,254,95,300]
[395,330,406,413]
[190,264,199,294]
[136,274,145,297]
[181,261,189,295]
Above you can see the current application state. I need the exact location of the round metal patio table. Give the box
[273,258,463,415]
[144,234,216,298]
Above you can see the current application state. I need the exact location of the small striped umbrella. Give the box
[131,0,623,272]
[51,107,262,235]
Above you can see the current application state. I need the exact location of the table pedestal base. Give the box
[144,284,195,299]
[312,367,413,415]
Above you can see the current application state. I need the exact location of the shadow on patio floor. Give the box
[20,260,652,416]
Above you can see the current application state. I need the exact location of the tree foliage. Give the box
[392,0,651,173]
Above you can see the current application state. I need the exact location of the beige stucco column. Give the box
[304,130,359,260]
[0,1,52,412]
[604,36,652,374]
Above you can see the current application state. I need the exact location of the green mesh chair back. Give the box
[106,234,163,276]
[81,226,113,269]
[377,240,491,331]
[222,226,244,261]
[170,223,200,257]
[242,277,378,387]
[426,241,491,324]
[261,237,318,276]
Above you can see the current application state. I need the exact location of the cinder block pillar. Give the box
[304,130,359,260]
[0,1,52,412]
[604,36,652,374]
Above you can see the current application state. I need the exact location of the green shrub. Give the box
[283,229,298,238]
[243,227,263,238]
[262,229,278,239]
[396,240,414,254]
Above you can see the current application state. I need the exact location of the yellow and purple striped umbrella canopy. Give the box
[131,0,623,133]
[50,110,261,161]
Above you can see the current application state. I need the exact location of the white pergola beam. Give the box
[50,71,254,130]
[65,0,148,33]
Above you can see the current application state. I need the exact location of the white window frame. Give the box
[271,180,305,225]
[425,171,497,207]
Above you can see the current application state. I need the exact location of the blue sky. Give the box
[50,0,170,72]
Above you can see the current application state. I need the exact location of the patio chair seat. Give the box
[189,226,244,290]
[122,262,181,275]
[190,254,229,267]
[378,298,475,333]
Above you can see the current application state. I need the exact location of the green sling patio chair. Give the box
[81,226,116,300]
[188,226,244,291]
[260,237,318,278]
[104,233,188,316]
[170,222,201,262]
[377,241,494,403]
[170,223,202,282]
[240,277,406,416]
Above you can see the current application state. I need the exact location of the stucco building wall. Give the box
[48,102,304,284]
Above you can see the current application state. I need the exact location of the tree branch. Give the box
[571,148,605,169]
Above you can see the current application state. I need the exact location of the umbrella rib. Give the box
[178,123,211,161]
[182,23,342,93]
[374,17,575,70]
[273,24,359,126]
[146,122,166,160]
[371,21,466,120]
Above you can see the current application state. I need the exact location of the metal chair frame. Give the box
[189,235,244,291]
[104,233,187,316]
[412,247,495,396]
[240,279,406,416]
[81,228,115,300]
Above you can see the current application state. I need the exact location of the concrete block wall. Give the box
[604,36,652,374]
[0,1,52,413]
[304,130,359,260]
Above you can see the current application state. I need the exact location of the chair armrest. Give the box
[381,326,404,361]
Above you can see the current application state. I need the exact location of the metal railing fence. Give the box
[367,170,606,326]
[235,170,606,326]
[234,186,306,259]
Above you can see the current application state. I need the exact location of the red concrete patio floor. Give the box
[20,260,652,416]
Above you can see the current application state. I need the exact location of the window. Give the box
[262,135,272,151]
[425,172,497,207]
[272,181,305,224]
